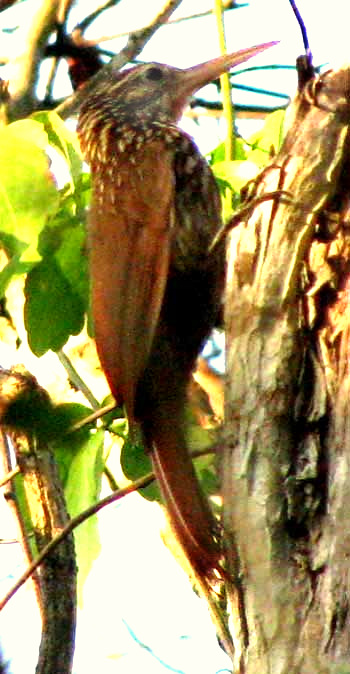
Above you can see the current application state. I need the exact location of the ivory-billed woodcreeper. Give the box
[78,42,276,580]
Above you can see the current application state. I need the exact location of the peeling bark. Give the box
[224,65,350,673]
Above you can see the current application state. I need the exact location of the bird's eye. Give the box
[146,66,164,81]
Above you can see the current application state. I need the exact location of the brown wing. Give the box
[88,141,174,419]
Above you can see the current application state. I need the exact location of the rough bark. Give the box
[0,368,77,674]
[223,65,350,673]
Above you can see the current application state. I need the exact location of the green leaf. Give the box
[34,183,89,314]
[212,160,260,194]
[63,428,104,601]
[208,136,247,164]
[54,225,89,308]
[12,472,38,557]
[0,121,59,264]
[121,436,159,501]
[99,396,127,433]
[184,406,219,497]
[0,255,32,298]
[32,111,83,188]
[4,119,48,149]
[50,402,95,485]
[24,257,85,356]
[247,109,285,166]
[200,467,220,497]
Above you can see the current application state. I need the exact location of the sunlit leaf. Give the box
[4,119,48,148]
[33,111,83,188]
[212,159,260,194]
[50,402,95,485]
[0,255,31,298]
[64,429,104,602]
[208,136,247,164]
[247,109,285,166]
[0,120,59,266]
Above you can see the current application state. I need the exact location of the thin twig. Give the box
[57,349,100,410]
[43,54,60,104]
[56,0,184,118]
[0,431,43,612]
[0,465,19,487]
[8,0,61,119]
[103,464,119,492]
[213,0,234,218]
[0,472,155,612]
[69,401,118,432]
[97,3,240,42]
[57,0,76,25]
[0,441,218,612]
[75,0,122,34]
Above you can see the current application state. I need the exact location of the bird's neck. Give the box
[78,103,191,168]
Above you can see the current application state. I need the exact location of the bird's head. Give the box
[81,42,278,127]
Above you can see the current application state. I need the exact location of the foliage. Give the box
[0,106,285,589]
[208,109,285,212]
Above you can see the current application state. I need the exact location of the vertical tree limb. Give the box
[0,368,77,674]
[7,0,61,118]
[224,65,350,673]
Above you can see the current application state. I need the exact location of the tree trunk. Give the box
[223,64,350,673]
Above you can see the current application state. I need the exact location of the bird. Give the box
[78,42,277,582]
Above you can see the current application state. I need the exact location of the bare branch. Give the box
[69,402,118,432]
[57,0,78,25]
[0,438,218,614]
[56,0,184,118]
[0,367,77,673]
[102,5,233,42]
[75,0,123,34]
[0,464,19,487]
[0,430,42,610]
[8,0,61,119]
[57,349,100,410]
[0,471,155,612]
[0,0,17,12]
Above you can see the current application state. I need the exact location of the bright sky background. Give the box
[0,1,349,672]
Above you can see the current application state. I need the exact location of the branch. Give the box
[56,0,184,119]
[0,471,155,612]
[0,0,18,12]
[74,0,123,34]
[57,349,100,410]
[224,65,350,671]
[0,367,76,673]
[0,428,218,614]
[96,2,240,42]
[0,464,19,487]
[7,0,61,119]
[69,401,117,431]
[57,0,78,25]
[14,427,76,674]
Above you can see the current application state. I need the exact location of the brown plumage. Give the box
[78,42,277,580]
